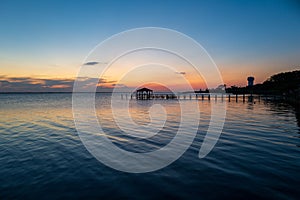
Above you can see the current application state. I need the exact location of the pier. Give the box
[118,87,288,103]
[120,92,284,103]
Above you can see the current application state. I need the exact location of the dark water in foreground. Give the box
[0,93,299,199]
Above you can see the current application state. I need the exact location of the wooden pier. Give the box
[120,93,284,103]
[121,87,286,102]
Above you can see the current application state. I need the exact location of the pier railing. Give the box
[119,93,284,102]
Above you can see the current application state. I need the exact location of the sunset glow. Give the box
[0,0,299,92]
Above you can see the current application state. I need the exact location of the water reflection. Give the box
[294,106,300,134]
[0,93,300,199]
[247,102,254,110]
[96,97,182,153]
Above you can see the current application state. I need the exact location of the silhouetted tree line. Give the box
[226,70,300,95]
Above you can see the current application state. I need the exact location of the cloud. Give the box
[84,61,99,66]
[83,61,108,66]
[176,71,186,75]
[0,76,117,92]
[111,83,128,88]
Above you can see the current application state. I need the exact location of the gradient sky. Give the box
[0,0,300,92]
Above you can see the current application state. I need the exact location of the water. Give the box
[0,93,299,199]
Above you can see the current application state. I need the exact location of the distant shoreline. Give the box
[0,92,113,94]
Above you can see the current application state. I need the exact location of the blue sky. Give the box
[0,0,300,91]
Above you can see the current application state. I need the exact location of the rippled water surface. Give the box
[0,93,299,199]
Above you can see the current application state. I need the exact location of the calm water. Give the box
[0,93,299,199]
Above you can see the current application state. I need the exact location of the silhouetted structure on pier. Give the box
[247,76,255,87]
[136,87,153,100]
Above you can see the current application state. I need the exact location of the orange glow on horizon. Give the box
[46,84,71,89]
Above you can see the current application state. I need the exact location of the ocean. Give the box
[0,93,299,199]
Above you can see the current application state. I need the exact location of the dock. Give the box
[120,93,285,103]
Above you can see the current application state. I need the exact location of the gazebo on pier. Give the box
[136,87,153,100]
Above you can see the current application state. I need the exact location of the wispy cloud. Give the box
[111,83,128,88]
[83,61,108,66]
[0,76,117,92]
[175,71,186,75]
[84,61,99,66]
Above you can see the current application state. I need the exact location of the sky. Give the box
[0,0,300,92]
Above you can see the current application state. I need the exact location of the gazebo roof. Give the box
[136,87,153,92]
